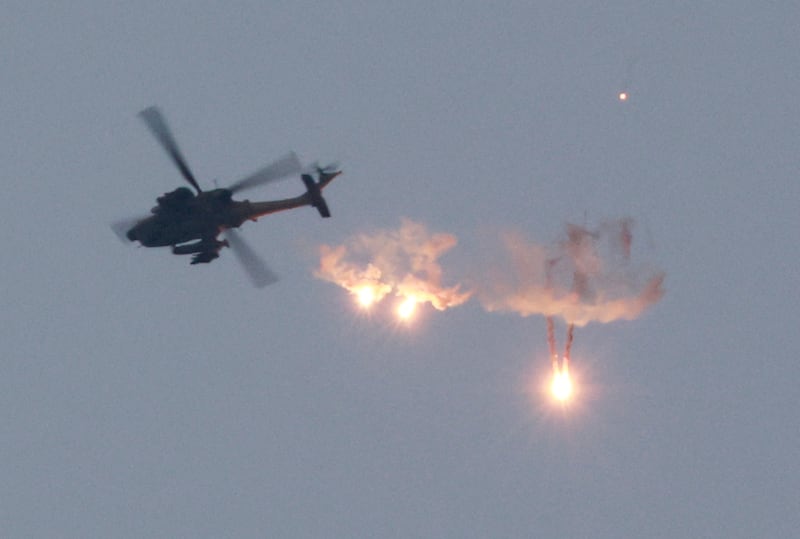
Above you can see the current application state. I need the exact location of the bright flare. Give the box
[397,297,417,320]
[551,369,573,402]
[618,92,628,101]
[356,286,377,308]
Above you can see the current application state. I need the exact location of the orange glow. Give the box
[397,296,417,320]
[618,92,628,101]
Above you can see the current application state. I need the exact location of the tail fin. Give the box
[302,174,331,218]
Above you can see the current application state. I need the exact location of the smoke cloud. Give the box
[480,219,664,326]
[316,219,472,310]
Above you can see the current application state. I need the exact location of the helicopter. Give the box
[113,106,341,287]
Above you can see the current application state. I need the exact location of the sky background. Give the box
[2,2,799,537]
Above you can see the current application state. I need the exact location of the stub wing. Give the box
[172,238,228,264]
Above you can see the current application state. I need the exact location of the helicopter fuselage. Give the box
[126,188,310,247]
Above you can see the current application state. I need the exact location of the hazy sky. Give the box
[2,2,799,537]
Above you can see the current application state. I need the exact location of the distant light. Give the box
[618,92,629,102]
[397,297,417,321]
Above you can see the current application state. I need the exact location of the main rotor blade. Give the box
[227,152,302,194]
[139,106,202,193]
[224,229,279,288]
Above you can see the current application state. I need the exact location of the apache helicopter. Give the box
[113,106,341,287]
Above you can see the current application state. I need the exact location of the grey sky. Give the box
[2,2,799,537]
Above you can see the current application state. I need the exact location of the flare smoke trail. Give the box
[563,323,574,369]
[619,218,632,261]
[546,316,557,370]
[315,219,472,310]
[480,218,664,326]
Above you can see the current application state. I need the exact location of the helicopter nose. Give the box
[126,228,137,241]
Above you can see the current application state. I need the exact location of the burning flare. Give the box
[396,296,418,321]
[317,248,393,307]
[551,366,573,402]
[316,219,471,313]
[356,285,378,308]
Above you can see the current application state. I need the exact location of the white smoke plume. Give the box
[316,219,472,310]
[480,219,664,326]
